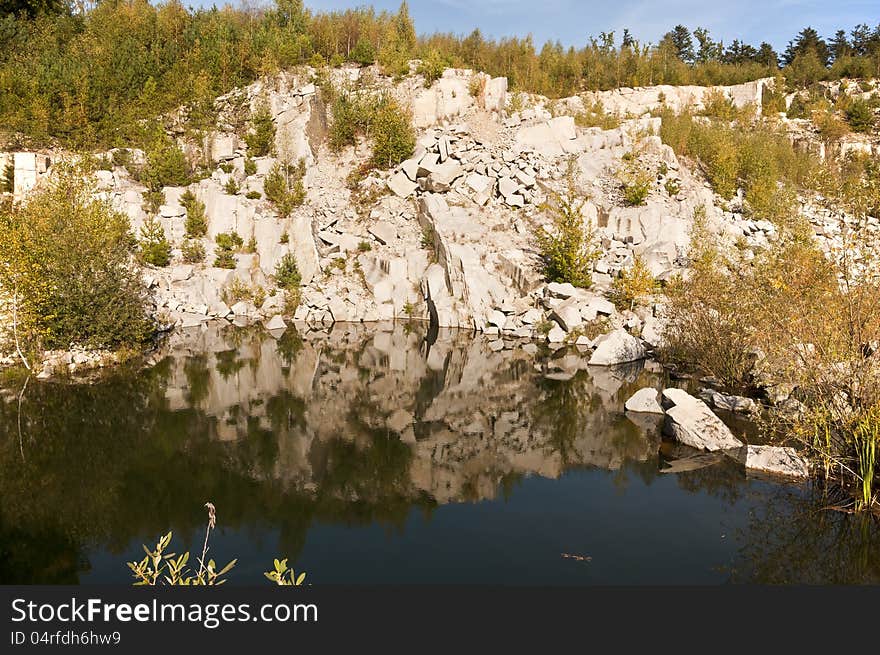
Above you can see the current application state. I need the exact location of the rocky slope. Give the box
[3,66,876,375]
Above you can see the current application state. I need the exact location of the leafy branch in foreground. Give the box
[127,503,308,585]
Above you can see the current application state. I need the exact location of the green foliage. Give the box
[139,216,171,267]
[417,48,449,86]
[141,189,164,215]
[244,157,257,176]
[0,2,877,150]
[274,253,302,291]
[574,100,620,129]
[181,239,206,264]
[0,162,13,193]
[214,231,243,269]
[329,89,414,169]
[244,103,276,157]
[620,168,652,205]
[350,36,376,66]
[610,255,657,309]
[274,252,302,314]
[245,190,262,200]
[224,177,240,195]
[141,133,191,192]
[369,95,416,168]
[265,558,307,586]
[264,160,306,216]
[845,98,876,133]
[128,532,236,586]
[535,161,601,288]
[659,108,815,222]
[0,162,152,350]
[221,278,265,308]
[180,189,207,238]
[701,89,740,120]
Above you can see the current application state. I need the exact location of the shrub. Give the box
[244,102,276,157]
[328,90,414,169]
[214,231,243,269]
[535,160,601,288]
[141,134,191,191]
[274,253,302,314]
[111,149,131,168]
[575,100,620,130]
[417,49,448,86]
[244,157,257,176]
[845,98,875,133]
[814,109,850,143]
[264,161,306,216]
[221,278,265,308]
[0,162,152,350]
[245,190,261,200]
[350,37,376,66]
[274,253,302,291]
[369,95,416,168]
[139,217,171,267]
[180,189,208,238]
[620,168,652,205]
[664,211,880,509]
[181,239,206,263]
[664,178,681,196]
[610,255,657,309]
[701,89,739,121]
[141,189,164,215]
[224,178,240,195]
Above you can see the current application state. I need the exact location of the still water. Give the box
[1,324,878,584]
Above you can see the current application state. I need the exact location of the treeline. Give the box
[1,0,879,147]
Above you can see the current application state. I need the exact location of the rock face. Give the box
[1,66,786,342]
[624,387,664,414]
[739,445,809,479]
[662,389,744,451]
[589,329,646,366]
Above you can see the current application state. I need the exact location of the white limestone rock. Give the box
[662,389,744,451]
[625,388,664,414]
[589,329,646,366]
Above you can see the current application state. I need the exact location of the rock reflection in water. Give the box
[160,323,663,503]
[2,323,879,584]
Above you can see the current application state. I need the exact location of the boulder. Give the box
[264,315,287,332]
[739,445,809,479]
[551,303,582,332]
[369,220,397,245]
[388,171,418,198]
[547,326,566,343]
[625,388,664,414]
[589,329,646,366]
[662,389,743,451]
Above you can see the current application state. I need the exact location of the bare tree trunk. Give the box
[12,284,30,371]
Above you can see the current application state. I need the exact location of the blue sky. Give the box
[288,0,877,51]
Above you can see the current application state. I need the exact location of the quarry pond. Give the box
[1,324,878,585]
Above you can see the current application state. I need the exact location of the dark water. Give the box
[1,324,878,585]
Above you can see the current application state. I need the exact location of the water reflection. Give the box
[0,324,877,584]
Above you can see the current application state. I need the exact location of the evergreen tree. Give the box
[693,27,720,63]
[756,42,779,68]
[783,27,830,66]
[829,30,851,62]
[663,24,695,64]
